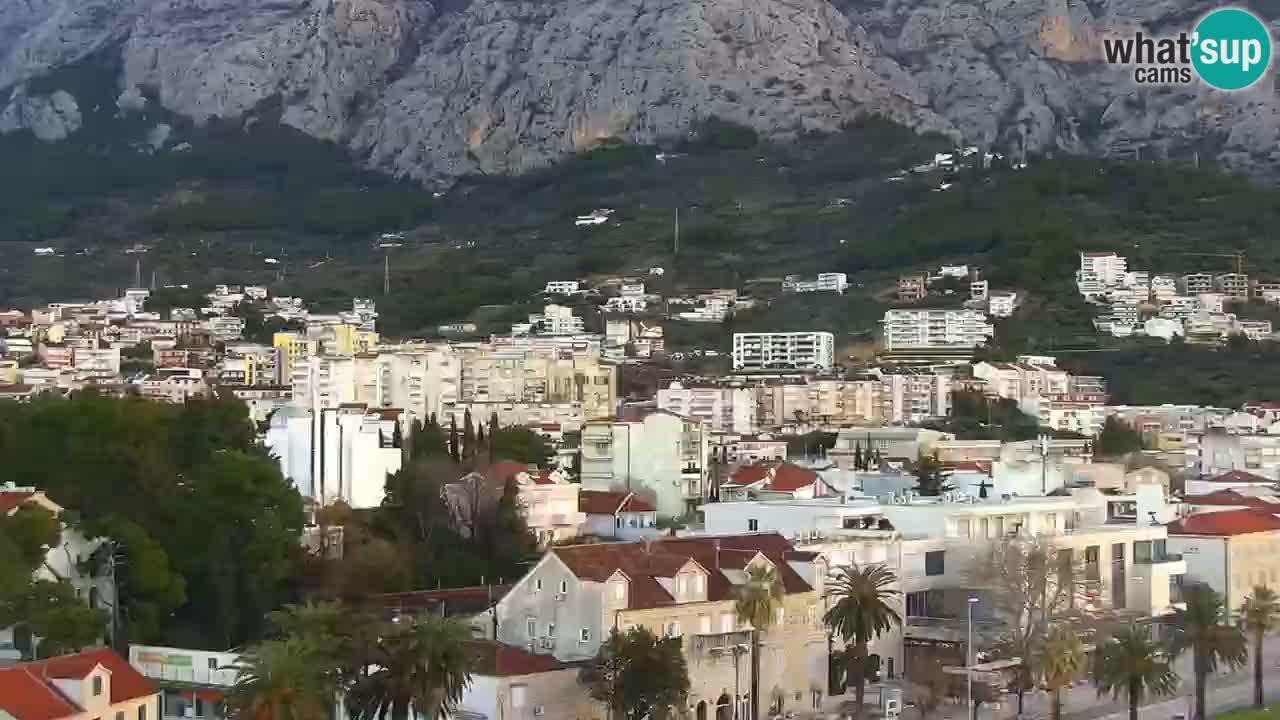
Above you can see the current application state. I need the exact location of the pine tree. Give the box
[853,443,864,471]
[488,413,500,464]
[391,421,403,449]
[463,409,476,461]
[449,415,460,463]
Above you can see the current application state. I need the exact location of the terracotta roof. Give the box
[0,666,81,720]
[0,491,36,514]
[552,533,813,610]
[767,464,823,493]
[1167,509,1280,536]
[481,461,536,484]
[723,462,772,488]
[579,490,655,515]
[371,408,403,420]
[1207,470,1273,484]
[0,648,158,720]
[467,641,563,677]
[384,585,512,616]
[0,383,34,394]
[1184,490,1280,508]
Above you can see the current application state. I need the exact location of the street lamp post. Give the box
[967,597,979,720]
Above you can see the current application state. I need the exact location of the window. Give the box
[748,519,759,532]
[925,551,945,576]
[139,705,147,720]
[527,617,537,637]
[699,615,712,634]
[534,578,543,593]
[720,613,734,633]
[511,684,528,709]
[676,575,687,595]
[665,621,682,638]
[806,604,818,626]
[558,580,568,594]
[116,713,124,720]
[694,575,704,594]
[980,518,990,538]
[613,582,626,601]
[776,607,785,626]
[208,658,218,670]
[547,622,556,637]
[93,676,102,696]
[580,628,592,642]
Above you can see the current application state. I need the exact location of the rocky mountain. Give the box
[2,0,1278,186]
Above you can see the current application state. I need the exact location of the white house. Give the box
[265,405,402,508]
[579,411,710,518]
[578,490,659,540]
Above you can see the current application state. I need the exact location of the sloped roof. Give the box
[552,533,813,610]
[767,464,824,493]
[384,584,512,616]
[1167,509,1280,536]
[578,490,655,515]
[1184,490,1280,508]
[0,648,159,720]
[467,641,564,677]
[722,463,772,488]
[1207,469,1273,484]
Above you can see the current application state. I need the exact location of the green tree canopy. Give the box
[580,627,690,720]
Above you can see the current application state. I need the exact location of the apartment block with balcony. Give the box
[579,411,710,517]
[898,274,929,303]
[1167,510,1280,612]
[492,534,828,720]
[881,309,993,351]
[1215,272,1251,299]
[657,381,756,434]
[731,332,835,371]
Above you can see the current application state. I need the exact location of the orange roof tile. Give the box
[0,666,81,720]
[1184,490,1280,508]
[1167,509,1280,536]
[1207,469,1273,484]
[467,641,563,676]
[0,491,36,514]
[0,648,158,720]
[579,490,655,515]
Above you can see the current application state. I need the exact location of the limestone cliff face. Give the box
[1,0,1278,184]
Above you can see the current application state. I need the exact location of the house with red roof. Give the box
[578,490,658,540]
[1168,508,1280,611]
[1183,489,1280,515]
[491,533,828,719]
[1185,468,1276,496]
[719,461,836,501]
[0,648,159,720]
[455,640,596,720]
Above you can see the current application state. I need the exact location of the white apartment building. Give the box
[782,272,849,295]
[206,316,245,342]
[971,280,989,300]
[72,346,121,378]
[972,356,1103,404]
[757,376,883,428]
[656,381,756,434]
[1182,273,1215,295]
[732,332,835,371]
[881,309,994,350]
[544,281,581,295]
[987,291,1018,318]
[1079,252,1129,288]
[1151,276,1178,303]
[540,304,585,335]
[580,411,710,517]
[602,295,647,313]
[877,368,952,424]
[1216,273,1250,299]
[266,405,402,508]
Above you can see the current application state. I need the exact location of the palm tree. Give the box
[823,563,902,718]
[1239,585,1280,708]
[227,639,338,720]
[345,616,473,720]
[1091,624,1179,720]
[1040,625,1085,720]
[735,564,784,720]
[1170,583,1248,720]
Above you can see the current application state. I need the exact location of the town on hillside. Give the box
[5,252,1280,720]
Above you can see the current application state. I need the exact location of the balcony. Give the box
[692,630,753,655]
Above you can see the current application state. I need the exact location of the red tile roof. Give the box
[1184,490,1280,508]
[552,533,813,610]
[0,648,159,720]
[579,490,655,515]
[481,461,536,484]
[1167,509,1280,536]
[1207,470,1273,484]
[722,462,829,495]
[0,491,36,514]
[723,462,771,488]
[384,584,512,615]
[767,464,823,493]
[467,641,563,676]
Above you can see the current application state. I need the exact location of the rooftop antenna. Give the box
[134,257,141,288]
[673,207,680,258]
[384,254,391,296]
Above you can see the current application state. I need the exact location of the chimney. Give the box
[713,539,721,570]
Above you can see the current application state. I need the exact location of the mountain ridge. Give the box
[2,0,1279,185]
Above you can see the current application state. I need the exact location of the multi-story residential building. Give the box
[1196,432,1280,481]
[543,280,581,296]
[897,274,929,303]
[0,649,160,720]
[579,410,710,517]
[492,534,829,719]
[206,316,245,343]
[73,346,121,378]
[657,381,756,434]
[987,291,1018,318]
[1161,295,1199,320]
[1168,509,1280,612]
[877,367,952,424]
[1077,252,1128,296]
[1181,273,1215,295]
[1253,279,1280,303]
[881,309,994,350]
[540,304,585,335]
[970,279,989,301]
[731,332,835,371]
[1150,275,1178,303]
[454,348,616,423]
[129,644,241,720]
[756,377,882,428]
[266,404,403,508]
[1215,272,1250,299]
[134,369,210,403]
[1020,392,1108,436]
[721,434,790,464]
[782,272,849,295]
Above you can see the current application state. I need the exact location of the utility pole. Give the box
[384,254,390,296]
[673,207,680,258]
[133,257,141,288]
[150,271,156,290]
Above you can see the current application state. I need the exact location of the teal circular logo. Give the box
[1192,8,1272,90]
